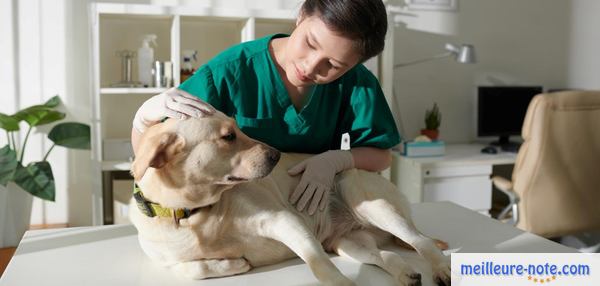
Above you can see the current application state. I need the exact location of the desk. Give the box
[99,161,134,224]
[391,144,517,215]
[0,202,575,286]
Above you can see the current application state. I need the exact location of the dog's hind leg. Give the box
[353,199,450,286]
[337,171,451,286]
[333,229,422,286]
[169,258,251,279]
[260,212,355,286]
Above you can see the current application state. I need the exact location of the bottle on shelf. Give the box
[181,50,198,83]
[138,34,157,87]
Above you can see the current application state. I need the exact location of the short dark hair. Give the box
[300,0,388,62]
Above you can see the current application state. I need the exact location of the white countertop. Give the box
[0,202,575,286]
[397,143,518,167]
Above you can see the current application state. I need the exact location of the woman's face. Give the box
[284,15,361,87]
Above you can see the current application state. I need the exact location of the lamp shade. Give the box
[445,43,476,64]
[457,44,476,64]
[395,43,478,68]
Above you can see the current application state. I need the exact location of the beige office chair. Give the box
[492,90,600,238]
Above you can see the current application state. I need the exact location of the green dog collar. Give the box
[133,184,196,225]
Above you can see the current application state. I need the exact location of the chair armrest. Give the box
[491,176,513,193]
[491,176,520,225]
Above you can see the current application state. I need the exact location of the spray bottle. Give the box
[181,50,198,83]
[138,34,157,87]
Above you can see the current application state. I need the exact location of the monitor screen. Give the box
[477,86,542,142]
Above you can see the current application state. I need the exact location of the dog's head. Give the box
[131,112,281,205]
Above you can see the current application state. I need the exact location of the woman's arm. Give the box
[350,146,392,172]
[134,126,392,171]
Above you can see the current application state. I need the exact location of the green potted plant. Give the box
[0,96,90,247]
[421,102,441,140]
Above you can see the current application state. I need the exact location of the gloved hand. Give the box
[132,88,215,133]
[288,150,354,215]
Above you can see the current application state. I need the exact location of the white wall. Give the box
[392,0,571,143]
[6,0,597,226]
[65,0,96,227]
[0,0,95,227]
[2,0,72,226]
[3,0,101,227]
[0,0,17,122]
[567,0,600,89]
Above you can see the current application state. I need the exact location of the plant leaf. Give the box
[0,113,20,131]
[13,105,65,127]
[13,161,55,201]
[0,145,18,186]
[48,122,91,150]
[44,95,62,108]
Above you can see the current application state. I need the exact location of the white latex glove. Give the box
[132,87,215,133]
[288,150,354,215]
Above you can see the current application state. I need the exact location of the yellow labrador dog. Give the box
[129,112,451,286]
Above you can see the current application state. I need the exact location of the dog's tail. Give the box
[393,237,449,251]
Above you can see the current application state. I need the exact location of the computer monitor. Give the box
[477,86,543,151]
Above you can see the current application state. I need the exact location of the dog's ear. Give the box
[131,132,185,181]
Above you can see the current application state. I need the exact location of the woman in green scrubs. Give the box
[132,0,400,215]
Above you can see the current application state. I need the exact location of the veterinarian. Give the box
[132,0,400,216]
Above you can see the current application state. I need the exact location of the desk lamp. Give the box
[391,43,477,144]
[394,43,477,68]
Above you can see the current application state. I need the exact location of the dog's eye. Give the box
[222,133,236,141]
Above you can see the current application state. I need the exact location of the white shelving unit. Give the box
[89,3,296,225]
[99,87,168,94]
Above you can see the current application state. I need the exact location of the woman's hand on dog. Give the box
[288,150,354,215]
[133,88,215,133]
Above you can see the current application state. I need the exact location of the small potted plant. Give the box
[0,96,90,247]
[421,103,441,140]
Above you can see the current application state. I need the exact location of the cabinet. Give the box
[89,3,296,225]
[390,144,517,215]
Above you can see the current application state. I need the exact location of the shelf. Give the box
[100,87,167,94]
[96,3,175,17]
[95,3,296,21]
[90,2,298,226]
[255,19,295,39]
[180,17,243,66]
[101,160,132,171]
[99,15,173,88]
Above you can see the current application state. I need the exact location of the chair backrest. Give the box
[512,90,600,237]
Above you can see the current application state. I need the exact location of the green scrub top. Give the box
[179,34,400,154]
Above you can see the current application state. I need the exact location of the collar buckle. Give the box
[133,191,155,217]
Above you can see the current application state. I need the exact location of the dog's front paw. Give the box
[432,259,451,286]
[393,270,422,286]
